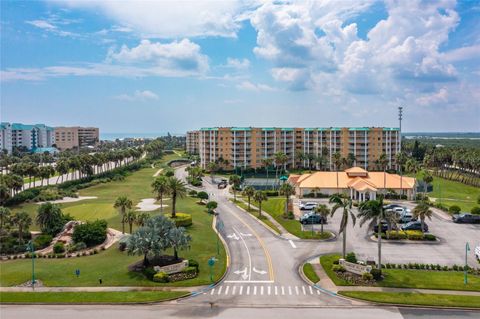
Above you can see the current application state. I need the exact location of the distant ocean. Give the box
[101,132,185,141]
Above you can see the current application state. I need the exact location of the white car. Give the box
[299,202,318,211]
[475,245,480,261]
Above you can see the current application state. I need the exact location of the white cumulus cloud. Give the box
[114,90,159,102]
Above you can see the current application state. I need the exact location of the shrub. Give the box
[188,190,198,197]
[169,213,193,227]
[386,230,407,240]
[370,268,382,280]
[181,266,198,276]
[264,191,279,197]
[197,191,209,201]
[68,241,87,252]
[118,241,127,252]
[471,206,480,215]
[362,272,373,281]
[53,242,65,254]
[72,220,108,247]
[153,271,169,283]
[206,201,218,214]
[33,234,53,250]
[345,252,357,263]
[188,259,199,271]
[405,230,424,240]
[424,234,436,241]
[332,265,346,273]
[143,267,156,280]
[448,205,461,214]
[287,211,295,219]
[452,264,459,271]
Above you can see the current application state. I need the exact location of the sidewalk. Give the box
[0,285,205,293]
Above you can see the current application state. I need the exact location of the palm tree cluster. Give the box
[150,175,187,218]
[127,214,191,266]
[0,207,32,247]
[0,147,144,205]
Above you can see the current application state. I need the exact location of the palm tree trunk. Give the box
[174,248,178,260]
[342,228,347,258]
[160,194,163,213]
[248,197,251,211]
[172,193,176,218]
[258,202,262,218]
[320,220,324,234]
[129,223,133,234]
[377,219,382,270]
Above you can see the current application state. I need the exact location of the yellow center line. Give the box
[228,206,275,282]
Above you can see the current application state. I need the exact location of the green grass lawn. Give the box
[413,172,479,212]
[0,291,188,303]
[303,263,319,283]
[255,197,332,240]
[2,154,226,287]
[233,199,281,234]
[320,254,480,291]
[339,291,480,308]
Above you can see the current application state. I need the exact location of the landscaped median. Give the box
[302,262,320,284]
[0,291,189,304]
[319,253,480,308]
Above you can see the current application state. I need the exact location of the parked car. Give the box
[373,221,398,233]
[398,212,416,224]
[299,202,318,210]
[452,213,480,224]
[217,180,228,189]
[401,220,428,232]
[475,246,480,261]
[384,204,402,210]
[299,212,327,225]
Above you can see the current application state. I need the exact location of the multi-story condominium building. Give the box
[186,130,199,154]
[54,126,99,150]
[189,127,401,171]
[0,122,55,153]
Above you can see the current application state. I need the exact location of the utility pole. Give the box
[398,106,403,154]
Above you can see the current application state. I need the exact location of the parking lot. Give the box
[294,198,480,266]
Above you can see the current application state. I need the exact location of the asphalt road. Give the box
[1,304,479,319]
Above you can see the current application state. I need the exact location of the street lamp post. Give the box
[27,241,36,289]
[208,257,216,283]
[465,242,470,285]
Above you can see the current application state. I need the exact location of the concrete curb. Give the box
[367,234,442,245]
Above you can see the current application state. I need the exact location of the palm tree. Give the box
[151,176,169,212]
[332,152,342,189]
[358,197,386,270]
[412,202,433,233]
[229,175,241,201]
[274,152,288,179]
[422,171,433,199]
[168,227,192,260]
[56,159,69,183]
[167,177,186,218]
[242,186,255,211]
[12,211,32,243]
[261,158,273,183]
[395,152,407,197]
[329,194,356,258]
[0,207,11,233]
[253,191,268,218]
[279,183,294,218]
[36,202,63,235]
[207,161,218,182]
[124,210,137,234]
[114,196,133,234]
[315,204,329,234]
[135,212,150,227]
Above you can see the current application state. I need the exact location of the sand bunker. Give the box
[36,196,97,205]
[136,198,168,211]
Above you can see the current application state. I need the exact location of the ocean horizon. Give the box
[101,132,185,141]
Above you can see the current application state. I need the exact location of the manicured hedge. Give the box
[169,213,192,227]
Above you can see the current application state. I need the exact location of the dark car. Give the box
[299,213,327,225]
[217,181,228,189]
[384,204,402,210]
[401,220,428,232]
[373,221,397,233]
[452,213,480,224]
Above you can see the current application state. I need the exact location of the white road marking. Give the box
[295,286,299,295]
[232,286,237,295]
[227,233,240,240]
[246,286,250,295]
[225,286,230,295]
[210,288,215,295]
[281,286,285,295]
[252,267,267,275]
[316,289,320,295]
[288,240,297,248]
[217,286,223,295]
[239,286,243,295]
[239,232,252,237]
[233,267,248,280]
[268,286,271,295]
[302,286,306,295]
[253,286,257,295]
[309,286,313,294]
[224,280,274,284]
[260,286,264,295]
[232,226,252,281]
[288,286,292,295]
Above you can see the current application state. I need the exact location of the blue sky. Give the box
[1,0,479,133]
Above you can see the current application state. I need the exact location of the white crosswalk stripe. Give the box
[232,285,237,295]
[210,288,215,295]
[239,286,243,295]
[225,286,230,295]
[208,285,320,297]
[217,286,223,295]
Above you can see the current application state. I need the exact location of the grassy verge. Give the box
[303,263,319,283]
[256,197,332,239]
[339,291,480,308]
[320,254,480,291]
[0,291,188,303]
[233,199,281,234]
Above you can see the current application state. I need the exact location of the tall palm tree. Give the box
[279,183,294,218]
[135,212,150,228]
[412,202,433,233]
[207,161,218,182]
[124,210,137,234]
[167,177,186,218]
[114,196,133,234]
[242,186,255,211]
[12,211,32,243]
[358,197,386,270]
[332,152,342,189]
[315,204,329,234]
[261,158,273,183]
[274,152,288,179]
[0,207,11,233]
[253,191,268,218]
[151,175,169,212]
[229,175,241,201]
[36,202,62,235]
[422,171,433,199]
[329,194,356,258]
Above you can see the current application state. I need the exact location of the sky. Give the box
[1,0,479,134]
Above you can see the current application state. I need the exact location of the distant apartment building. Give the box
[0,122,55,153]
[187,127,401,171]
[54,126,99,150]
[186,131,199,154]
